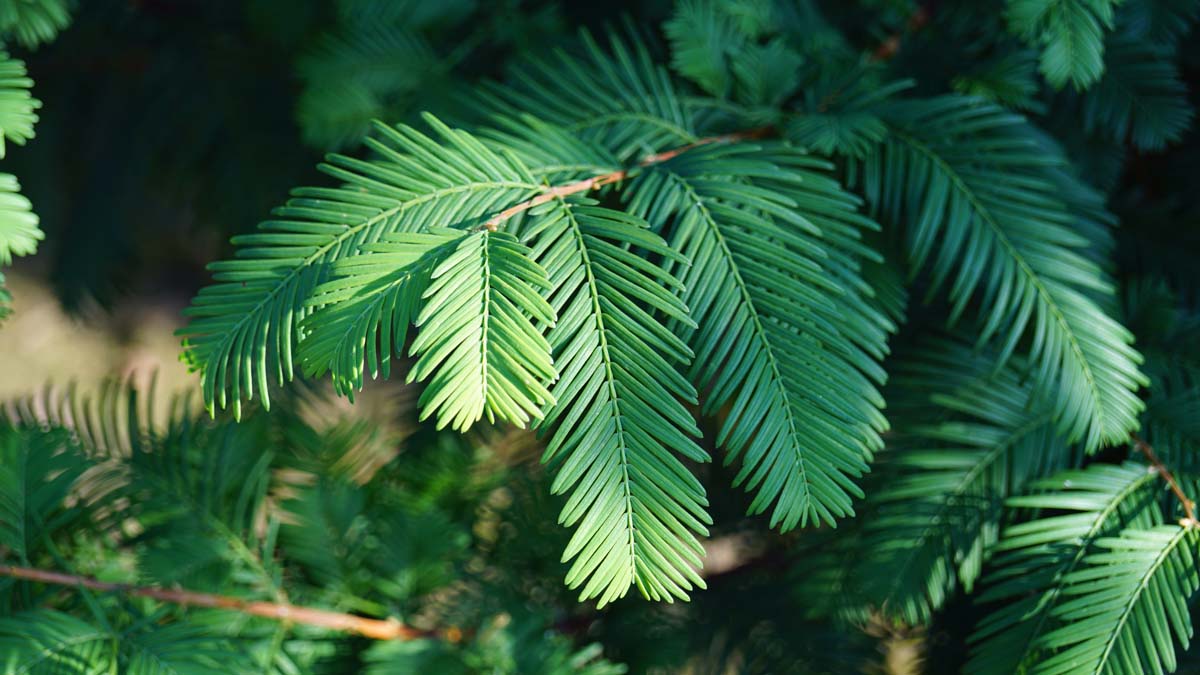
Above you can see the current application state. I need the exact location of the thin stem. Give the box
[1132,434,1197,526]
[0,565,440,641]
[481,126,772,231]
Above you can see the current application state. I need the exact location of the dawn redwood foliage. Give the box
[2,0,1200,673]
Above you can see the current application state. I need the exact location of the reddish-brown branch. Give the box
[0,565,438,641]
[871,5,931,61]
[482,126,773,231]
[1133,434,1197,526]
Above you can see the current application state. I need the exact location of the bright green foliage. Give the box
[0,51,39,322]
[532,202,709,606]
[0,173,37,266]
[300,230,459,398]
[861,95,1146,452]
[0,53,37,158]
[968,462,1162,674]
[1038,526,1199,674]
[182,32,897,604]
[179,117,545,418]
[0,0,50,322]
[408,228,556,431]
[0,172,39,320]
[1007,0,1119,89]
[0,0,71,49]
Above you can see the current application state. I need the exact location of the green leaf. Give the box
[967,462,1162,675]
[862,95,1146,452]
[853,339,1072,625]
[0,610,115,674]
[407,228,557,432]
[299,229,462,398]
[179,116,543,417]
[1007,0,1118,89]
[1034,525,1199,674]
[0,52,39,158]
[528,200,711,607]
[0,172,39,265]
[0,0,72,49]
[627,142,891,529]
[483,32,697,162]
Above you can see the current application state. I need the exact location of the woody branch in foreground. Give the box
[0,565,453,641]
[1133,434,1197,526]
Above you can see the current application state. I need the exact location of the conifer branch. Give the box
[0,565,445,641]
[1132,434,1197,526]
[482,126,772,231]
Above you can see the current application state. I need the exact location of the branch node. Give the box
[1133,434,1196,525]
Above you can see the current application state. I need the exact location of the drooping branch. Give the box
[482,126,772,231]
[1132,434,1197,526]
[0,565,444,641]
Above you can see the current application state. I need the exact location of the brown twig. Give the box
[0,565,438,641]
[871,5,931,61]
[1132,434,1197,526]
[482,126,773,231]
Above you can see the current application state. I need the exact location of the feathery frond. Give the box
[485,32,697,161]
[0,53,37,158]
[530,200,711,607]
[180,116,543,417]
[0,429,86,563]
[1033,525,1199,675]
[626,141,891,529]
[407,228,556,432]
[296,24,440,150]
[967,462,1162,675]
[665,0,798,106]
[953,49,1043,112]
[862,95,1145,451]
[0,173,38,266]
[0,0,71,49]
[299,230,459,399]
[0,610,115,674]
[1006,0,1118,89]
[786,71,911,158]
